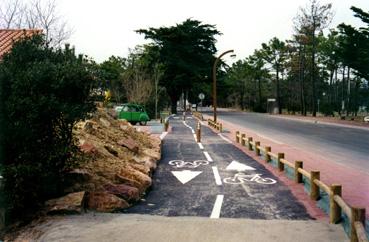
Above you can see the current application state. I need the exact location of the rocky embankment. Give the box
[45,107,161,214]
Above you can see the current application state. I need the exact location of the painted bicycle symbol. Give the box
[223,172,277,185]
[168,159,209,169]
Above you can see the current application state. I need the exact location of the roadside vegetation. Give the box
[223,1,369,117]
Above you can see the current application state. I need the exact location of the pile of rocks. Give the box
[45,108,161,214]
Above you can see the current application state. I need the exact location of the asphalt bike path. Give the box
[126,114,311,220]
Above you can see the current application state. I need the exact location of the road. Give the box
[126,114,311,219]
[210,111,369,174]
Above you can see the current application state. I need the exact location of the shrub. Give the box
[0,35,95,223]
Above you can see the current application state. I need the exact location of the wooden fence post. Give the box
[294,161,303,183]
[164,119,169,132]
[277,153,285,171]
[255,141,261,156]
[350,207,366,242]
[241,134,246,146]
[310,171,320,200]
[265,147,271,162]
[219,123,223,132]
[248,137,253,150]
[236,131,240,143]
[196,123,201,143]
[330,184,342,224]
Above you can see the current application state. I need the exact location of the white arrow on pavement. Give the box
[226,160,256,172]
[171,170,202,184]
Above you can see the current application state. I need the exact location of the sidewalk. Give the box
[33,213,347,242]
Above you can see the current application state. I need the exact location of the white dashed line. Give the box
[198,143,204,150]
[193,134,197,140]
[203,151,213,162]
[159,132,168,140]
[212,166,222,186]
[210,195,224,219]
[218,133,232,143]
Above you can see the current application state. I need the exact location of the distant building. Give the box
[0,29,42,60]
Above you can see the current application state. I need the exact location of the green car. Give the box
[118,103,150,125]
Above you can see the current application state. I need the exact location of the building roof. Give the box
[0,29,42,59]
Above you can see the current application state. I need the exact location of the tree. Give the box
[0,35,95,222]
[136,19,220,113]
[259,37,288,114]
[0,0,71,46]
[294,0,333,116]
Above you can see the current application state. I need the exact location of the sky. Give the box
[55,0,369,63]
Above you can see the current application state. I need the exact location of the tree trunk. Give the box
[170,95,178,114]
[276,67,281,114]
[311,32,317,117]
[258,77,262,111]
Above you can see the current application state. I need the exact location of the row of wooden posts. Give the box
[233,131,368,242]
[208,119,223,132]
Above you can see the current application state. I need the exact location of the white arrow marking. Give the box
[171,170,202,184]
[226,160,256,172]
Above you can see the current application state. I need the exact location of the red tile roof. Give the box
[0,29,42,59]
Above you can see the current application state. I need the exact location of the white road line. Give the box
[212,166,222,186]
[218,133,232,143]
[198,143,204,150]
[203,151,213,162]
[256,133,284,145]
[210,195,224,219]
[159,132,168,140]
[193,134,197,140]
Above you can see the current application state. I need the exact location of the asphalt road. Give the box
[126,114,311,219]
[212,111,369,174]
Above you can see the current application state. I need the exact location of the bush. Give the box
[0,35,95,223]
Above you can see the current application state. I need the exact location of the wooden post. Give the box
[248,137,253,150]
[310,171,320,200]
[330,184,342,224]
[351,207,366,242]
[255,141,261,156]
[265,146,271,162]
[219,123,222,132]
[236,131,240,143]
[196,123,201,143]
[295,161,303,183]
[241,134,246,146]
[277,153,285,171]
[164,119,169,132]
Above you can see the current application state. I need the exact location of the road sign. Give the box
[198,93,205,100]
[171,170,202,184]
[226,160,256,172]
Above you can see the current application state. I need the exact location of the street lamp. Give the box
[212,49,234,122]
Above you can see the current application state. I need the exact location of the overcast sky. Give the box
[56,0,369,63]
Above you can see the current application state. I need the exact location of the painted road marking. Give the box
[187,117,193,119]
[160,132,168,140]
[191,129,195,134]
[171,170,202,184]
[169,160,209,169]
[193,134,197,140]
[203,151,213,162]
[223,173,277,185]
[212,166,222,186]
[226,160,256,172]
[218,133,232,143]
[210,195,224,219]
[173,117,179,119]
[198,143,204,150]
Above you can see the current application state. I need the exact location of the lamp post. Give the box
[212,49,234,122]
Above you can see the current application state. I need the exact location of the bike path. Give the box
[126,114,311,219]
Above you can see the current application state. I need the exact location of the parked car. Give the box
[118,103,150,125]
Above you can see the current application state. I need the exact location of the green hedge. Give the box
[0,35,95,223]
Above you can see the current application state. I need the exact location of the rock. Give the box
[103,183,139,202]
[104,145,118,157]
[84,121,96,134]
[45,191,85,215]
[117,137,139,153]
[85,191,129,212]
[118,167,152,192]
[143,148,161,161]
[115,174,142,192]
[80,142,98,154]
[99,117,111,127]
[64,169,92,187]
